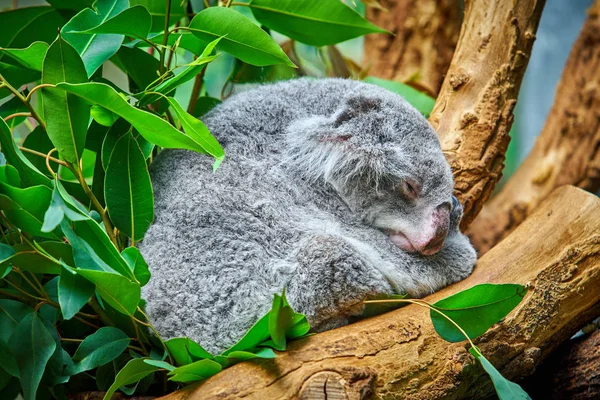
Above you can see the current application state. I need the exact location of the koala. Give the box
[140,78,477,355]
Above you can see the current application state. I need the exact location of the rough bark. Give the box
[468,1,600,254]
[364,0,461,97]
[520,327,600,399]
[428,0,546,228]
[159,186,600,400]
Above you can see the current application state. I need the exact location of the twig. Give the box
[5,112,31,122]
[187,64,206,114]
[159,0,173,75]
[18,146,67,167]
[0,74,46,130]
[25,83,53,102]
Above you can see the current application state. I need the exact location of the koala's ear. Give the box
[334,95,382,127]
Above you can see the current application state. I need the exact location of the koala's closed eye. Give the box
[400,179,422,200]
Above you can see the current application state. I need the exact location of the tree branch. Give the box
[468,0,600,254]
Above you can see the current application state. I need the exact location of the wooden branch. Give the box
[428,0,546,228]
[526,329,600,399]
[364,0,461,96]
[468,1,600,254]
[160,186,600,400]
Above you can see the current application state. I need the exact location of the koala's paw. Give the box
[449,196,464,233]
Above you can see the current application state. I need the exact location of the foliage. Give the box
[0,0,527,399]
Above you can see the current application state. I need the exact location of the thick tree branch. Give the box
[468,1,600,254]
[428,0,546,228]
[160,186,600,399]
[364,0,461,96]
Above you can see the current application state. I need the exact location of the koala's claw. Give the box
[449,196,464,232]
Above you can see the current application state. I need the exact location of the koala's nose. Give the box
[419,202,450,256]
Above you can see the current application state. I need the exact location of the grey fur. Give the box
[140,78,477,355]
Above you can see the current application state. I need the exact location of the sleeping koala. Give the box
[140,78,477,354]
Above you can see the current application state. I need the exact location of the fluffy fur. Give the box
[140,78,477,354]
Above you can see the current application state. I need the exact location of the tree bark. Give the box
[521,328,600,400]
[159,186,600,400]
[428,0,546,228]
[363,0,461,97]
[467,1,600,254]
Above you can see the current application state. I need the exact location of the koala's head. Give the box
[285,88,455,256]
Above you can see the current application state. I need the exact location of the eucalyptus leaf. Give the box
[73,268,141,315]
[41,35,90,164]
[0,300,33,342]
[143,359,175,371]
[0,244,15,279]
[121,247,151,286]
[165,337,212,367]
[58,264,95,320]
[268,292,294,351]
[103,358,159,400]
[0,118,51,188]
[167,358,222,383]
[74,5,152,40]
[104,132,154,241]
[42,179,89,233]
[130,0,187,32]
[56,82,222,158]
[0,183,56,239]
[0,340,19,378]
[22,127,59,177]
[0,7,65,50]
[141,32,206,56]
[8,312,56,400]
[68,327,130,375]
[62,0,128,77]
[469,347,532,400]
[430,284,528,343]
[91,105,119,127]
[0,95,29,129]
[0,42,48,72]
[112,46,161,92]
[2,241,71,275]
[188,7,295,67]
[248,0,388,47]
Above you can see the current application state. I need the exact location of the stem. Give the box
[5,112,31,122]
[225,0,233,7]
[362,298,478,350]
[68,162,118,248]
[187,65,206,114]
[88,295,115,328]
[18,147,67,167]
[229,2,248,6]
[159,0,173,75]
[25,83,54,102]
[0,74,46,130]
[4,278,46,301]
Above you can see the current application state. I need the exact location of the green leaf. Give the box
[103,358,160,400]
[0,244,15,278]
[121,247,151,287]
[42,179,89,233]
[0,300,33,342]
[143,359,175,371]
[469,348,532,400]
[61,0,127,76]
[430,284,528,343]
[22,127,59,177]
[137,37,220,106]
[91,105,119,127]
[58,264,95,320]
[0,7,65,50]
[248,0,388,47]
[167,359,222,383]
[46,0,94,10]
[0,94,29,129]
[104,132,154,241]
[68,327,130,375]
[8,312,56,400]
[74,5,152,40]
[1,241,70,275]
[223,312,271,355]
[226,348,277,361]
[0,339,19,378]
[0,42,48,72]
[141,32,206,56]
[364,77,435,117]
[112,46,161,92]
[74,268,141,315]
[188,7,295,67]
[165,338,212,367]
[0,118,51,188]
[67,218,134,278]
[0,183,56,239]
[56,82,221,157]
[41,35,90,164]
[268,292,294,351]
[130,0,186,32]
[167,98,224,165]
